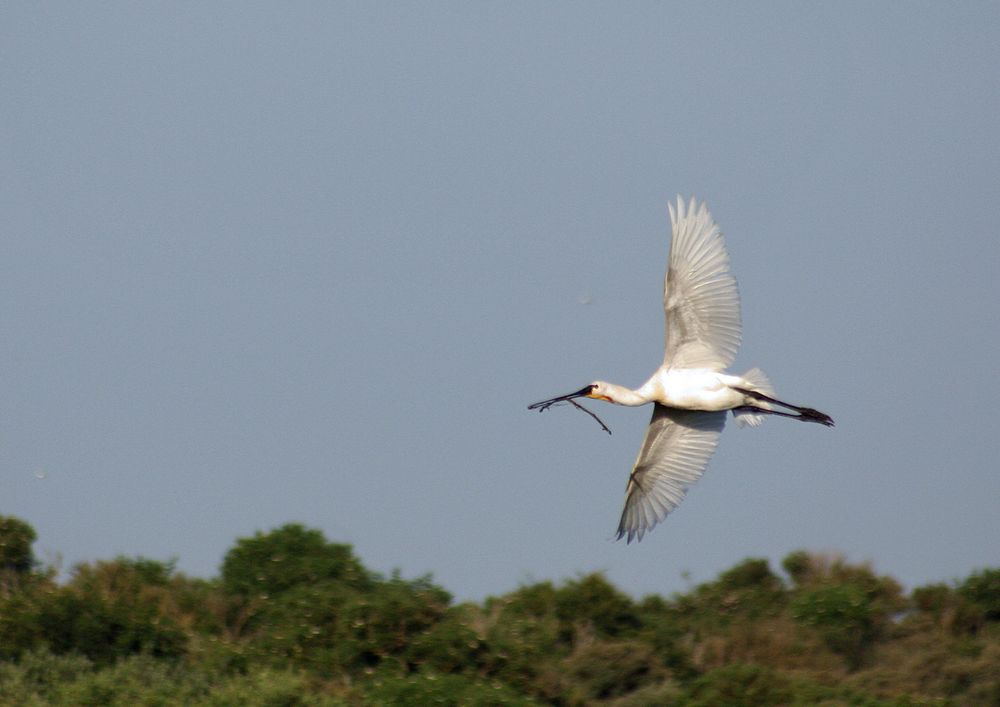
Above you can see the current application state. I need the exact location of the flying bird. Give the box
[529,196,833,543]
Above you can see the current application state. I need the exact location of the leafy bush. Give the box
[404,604,487,674]
[240,579,353,674]
[1,517,998,706]
[791,583,876,669]
[680,663,900,706]
[959,568,1000,622]
[361,668,540,706]
[682,664,795,706]
[0,517,37,575]
[912,583,954,615]
[333,574,451,671]
[672,558,786,629]
[0,649,92,705]
[32,559,188,664]
[553,573,640,641]
[562,639,665,702]
[0,651,349,707]
[785,552,905,670]
[221,524,371,600]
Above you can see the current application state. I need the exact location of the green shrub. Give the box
[405,604,487,674]
[960,568,1000,622]
[554,573,640,641]
[682,664,795,706]
[332,574,450,670]
[32,560,187,664]
[791,583,875,669]
[221,524,371,600]
[0,649,92,705]
[0,517,37,575]
[361,668,539,706]
[563,639,665,701]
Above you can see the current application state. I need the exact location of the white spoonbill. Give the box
[529,196,833,543]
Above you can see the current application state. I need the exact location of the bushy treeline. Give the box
[1,514,998,706]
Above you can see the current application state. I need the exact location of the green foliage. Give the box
[240,579,353,673]
[671,558,786,630]
[333,573,451,670]
[784,551,905,670]
[479,594,563,697]
[781,550,811,586]
[911,582,982,634]
[562,639,665,702]
[46,654,196,706]
[0,649,92,705]
[0,590,47,661]
[486,580,557,619]
[222,526,451,677]
[32,558,188,665]
[0,516,37,575]
[960,568,1000,622]
[791,583,876,669]
[718,558,781,591]
[221,524,370,599]
[197,668,348,707]
[0,650,348,706]
[362,668,540,706]
[781,551,904,606]
[912,582,954,615]
[0,515,997,706]
[219,523,381,671]
[404,604,486,674]
[680,663,908,707]
[635,595,698,679]
[553,573,640,640]
[250,572,453,675]
[682,664,795,706]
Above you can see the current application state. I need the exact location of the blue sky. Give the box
[3,3,999,601]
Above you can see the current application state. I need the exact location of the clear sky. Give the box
[3,3,999,602]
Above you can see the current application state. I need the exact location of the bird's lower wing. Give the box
[616,404,727,543]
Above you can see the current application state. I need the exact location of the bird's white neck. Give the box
[602,382,653,407]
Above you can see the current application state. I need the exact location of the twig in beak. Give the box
[567,398,612,435]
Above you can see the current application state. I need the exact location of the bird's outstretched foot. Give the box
[797,407,834,427]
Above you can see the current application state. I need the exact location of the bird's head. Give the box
[587,381,615,403]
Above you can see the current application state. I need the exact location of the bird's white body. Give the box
[639,369,762,411]
[529,196,832,543]
[590,367,776,424]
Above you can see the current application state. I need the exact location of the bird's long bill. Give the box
[527,385,595,411]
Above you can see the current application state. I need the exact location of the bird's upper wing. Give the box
[616,404,726,543]
[663,196,741,370]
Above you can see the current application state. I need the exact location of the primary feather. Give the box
[663,196,741,371]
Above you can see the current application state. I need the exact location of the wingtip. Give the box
[670,194,712,228]
[615,525,644,544]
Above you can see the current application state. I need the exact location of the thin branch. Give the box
[567,398,612,435]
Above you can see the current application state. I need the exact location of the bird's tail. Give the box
[733,368,774,428]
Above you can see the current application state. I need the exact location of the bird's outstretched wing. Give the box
[616,404,726,543]
[663,196,741,370]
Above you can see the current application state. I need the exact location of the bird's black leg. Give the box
[732,405,802,421]
[732,390,835,427]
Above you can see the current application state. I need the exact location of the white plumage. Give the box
[530,196,833,543]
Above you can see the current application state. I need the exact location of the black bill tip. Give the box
[528,385,595,411]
